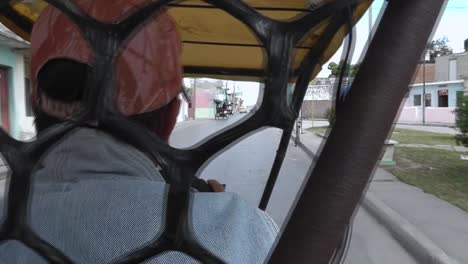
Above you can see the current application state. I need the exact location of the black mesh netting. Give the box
[0,0,363,263]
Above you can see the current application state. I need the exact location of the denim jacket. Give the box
[0,128,278,263]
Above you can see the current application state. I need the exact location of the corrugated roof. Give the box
[0,22,29,48]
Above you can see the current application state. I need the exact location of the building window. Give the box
[425,94,431,107]
[413,94,422,106]
[25,78,33,116]
[438,89,448,107]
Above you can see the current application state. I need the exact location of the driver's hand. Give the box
[207,180,225,192]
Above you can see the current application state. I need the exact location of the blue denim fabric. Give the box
[0,128,278,263]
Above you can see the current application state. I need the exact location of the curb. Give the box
[363,192,460,264]
[0,166,7,180]
[290,136,317,161]
[292,135,459,264]
[395,122,456,128]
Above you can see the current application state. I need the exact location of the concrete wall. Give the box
[397,107,421,123]
[435,53,468,81]
[425,107,456,124]
[195,108,215,119]
[195,90,215,119]
[0,46,35,140]
[435,56,450,81]
[397,107,456,124]
[301,100,332,119]
[458,54,468,80]
[14,53,35,140]
[0,45,16,135]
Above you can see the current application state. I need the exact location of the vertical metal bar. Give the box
[193,78,197,120]
[259,127,293,210]
[295,118,300,146]
[300,111,303,134]
[311,86,315,127]
[423,57,426,124]
[259,10,349,211]
[269,1,446,263]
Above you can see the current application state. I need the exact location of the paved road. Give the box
[171,114,417,264]
[0,116,418,263]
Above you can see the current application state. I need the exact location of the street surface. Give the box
[171,114,417,264]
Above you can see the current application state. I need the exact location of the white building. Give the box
[0,23,34,140]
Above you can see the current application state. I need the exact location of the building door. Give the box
[438,89,449,107]
[0,67,10,132]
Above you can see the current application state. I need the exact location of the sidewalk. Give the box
[395,124,458,135]
[396,143,468,152]
[297,130,468,264]
[0,158,6,180]
[301,119,459,135]
[368,170,468,264]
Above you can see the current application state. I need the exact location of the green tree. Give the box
[455,95,468,147]
[325,107,336,128]
[428,37,453,62]
[327,62,359,78]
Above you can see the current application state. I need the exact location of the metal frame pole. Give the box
[423,55,426,124]
[269,1,446,263]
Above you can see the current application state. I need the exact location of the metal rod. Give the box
[258,10,350,211]
[311,85,315,127]
[423,55,426,124]
[259,127,293,210]
[268,1,446,263]
[193,78,197,120]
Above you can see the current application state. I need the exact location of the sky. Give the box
[193,0,468,105]
[317,0,468,77]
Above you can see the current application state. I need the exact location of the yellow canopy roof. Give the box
[0,0,371,80]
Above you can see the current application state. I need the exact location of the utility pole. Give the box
[311,85,315,127]
[193,78,197,120]
[233,81,236,112]
[421,47,430,125]
[422,55,426,125]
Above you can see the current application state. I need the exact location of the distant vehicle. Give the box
[226,103,234,115]
[214,99,229,120]
[239,107,248,113]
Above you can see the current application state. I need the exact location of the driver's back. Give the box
[0,128,278,263]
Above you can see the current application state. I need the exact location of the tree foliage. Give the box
[325,107,336,128]
[428,37,453,62]
[455,95,468,147]
[327,62,359,78]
